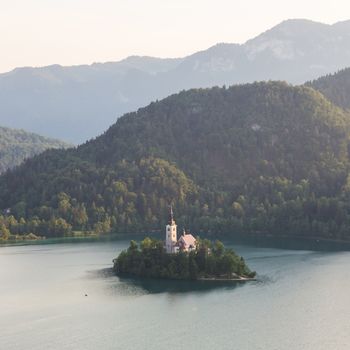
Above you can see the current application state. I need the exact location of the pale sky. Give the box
[1,0,349,73]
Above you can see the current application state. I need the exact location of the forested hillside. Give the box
[0,126,70,174]
[1,82,350,241]
[307,68,350,110]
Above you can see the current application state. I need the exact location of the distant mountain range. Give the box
[0,126,70,174]
[1,19,350,143]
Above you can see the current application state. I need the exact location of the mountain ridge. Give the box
[306,67,350,110]
[0,126,71,174]
[1,18,350,143]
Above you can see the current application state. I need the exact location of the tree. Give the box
[232,202,244,218]
[140,237,153,251]
[219,254,236,277]
[72,203,88,227]
[128,240,138,252]
[189,252,198,280]
[0,224,10,240]
[213,240,224,257]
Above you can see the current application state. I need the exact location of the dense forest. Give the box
[1,82,350,241]
[307,68,350,110]
[113,237,255,280]
[0,126,70,174]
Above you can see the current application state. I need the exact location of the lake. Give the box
[1,240,350,350]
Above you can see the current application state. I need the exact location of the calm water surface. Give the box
[1,240,350,350]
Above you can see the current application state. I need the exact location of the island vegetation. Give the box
[113,237,256,281]
[1,82,350,241]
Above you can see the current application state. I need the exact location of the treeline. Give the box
[307,67,350,110]
[0,157,198,238]
[0,215,43,241]
[1,82,350,240]
[113,237,255,280]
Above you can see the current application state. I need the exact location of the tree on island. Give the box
[113,237,256,281]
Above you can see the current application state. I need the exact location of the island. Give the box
[113,207,256,281]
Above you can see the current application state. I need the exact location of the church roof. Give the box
[179,234,196,247]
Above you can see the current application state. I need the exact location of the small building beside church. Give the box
[177,233,196,252]
[165,206,196,254]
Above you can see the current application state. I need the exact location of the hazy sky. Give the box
[1,0,349,73]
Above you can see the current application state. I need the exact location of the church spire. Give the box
[168,205,175,225]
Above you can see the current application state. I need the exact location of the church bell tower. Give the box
[165,206,177,253]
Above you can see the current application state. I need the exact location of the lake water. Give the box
[1,240,350,350]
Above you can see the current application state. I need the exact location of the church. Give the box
[165,206,197,254]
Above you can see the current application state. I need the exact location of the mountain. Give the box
[306,68,350,110]
[173,19,350,85]
[1,82,350,241]
[1,19,350,143]
[0,126,70,174]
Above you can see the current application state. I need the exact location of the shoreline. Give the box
[3,232,350,251]
[198,276,256,282]
[116,272,257,283]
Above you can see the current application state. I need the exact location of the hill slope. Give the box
[0,126,70,174]
[1,19,350,142]
[307,68,350,110]
[1,82,350,240]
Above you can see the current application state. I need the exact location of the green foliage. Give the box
[0,126,70,174]
[307,68,350,110]
[113,238,255,280]
[1,82,350,240]
[0,223,10,240]
[0,215,45,241]
[0,156,197,238]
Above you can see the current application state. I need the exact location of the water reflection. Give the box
[88,267,258,295]
[86,267,115,279]
[125,277,259,294]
